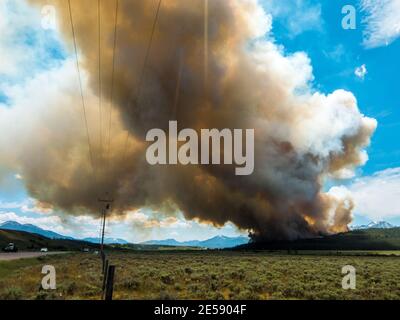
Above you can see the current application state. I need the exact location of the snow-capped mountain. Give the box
[351,221,395,230]
[83,237,129,245]
[141,235,249,249]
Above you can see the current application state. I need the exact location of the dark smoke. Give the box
[1,0,377,240]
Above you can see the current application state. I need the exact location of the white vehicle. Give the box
[40,248,48,252]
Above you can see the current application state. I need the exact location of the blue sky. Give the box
[267,0,400,175]
[260,0,400,226]
[0,0,399,241]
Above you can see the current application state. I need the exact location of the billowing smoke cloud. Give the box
[0,0,377,240]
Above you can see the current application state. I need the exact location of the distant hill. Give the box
[142,239,182,246]
[198,236,249,248]
[142,235,249,249]
[236,228,400,251]
[0,221,132,244]
[0,229,97,251]
[0,221,248,248]
[0,221,74,240]
[351,221,395,230]
[83,237,129,245]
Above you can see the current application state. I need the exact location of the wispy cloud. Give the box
[323,44,346,62]
[0,0,66,114]
[361,0,400,48]
[263,0,323,38]
[0,198,53,214]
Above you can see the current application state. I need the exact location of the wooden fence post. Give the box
[101,251,106,274]
[104,265,115,301]
[102,259,109,292]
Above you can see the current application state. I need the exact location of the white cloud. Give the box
[263,0,323,37]
[14,173,23,180]
[0,0,63,79]
[123,210,194,229]
[355,64,368,79]
[0,211,66,233]
[21,203,53,215]
[342,168,400,220]
[0,200,26,210]
[0,210,104,238]
[0,198,53,214]
[0,206,247,242]
[361,0,400,48]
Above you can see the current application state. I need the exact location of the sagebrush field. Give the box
[0,251,399,300]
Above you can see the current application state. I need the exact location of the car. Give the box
[2,243,18,253]
[40,248,48,252]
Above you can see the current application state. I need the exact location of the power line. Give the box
[91,0,119,268]
[98,210,104,245]
[67,0,112,280]
[98,197,113,272]
[98,0,103,161]
[135,0,163,105]
[204,0,209,97]
[107,0,119,166]
[173,49,184,118]
[101,0,119,263]
[122,0,163,160]
[67,0,96,173]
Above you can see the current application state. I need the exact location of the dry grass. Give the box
[0,251,399,300]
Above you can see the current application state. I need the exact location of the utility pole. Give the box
[98,196,113,273]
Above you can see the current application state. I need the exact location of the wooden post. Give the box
[102,259,109,292]
[100,207,106,261]
[104,265,115,300]
[101,251,106,274]
[98,196,113,271]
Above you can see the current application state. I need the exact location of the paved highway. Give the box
[0,251,69,261]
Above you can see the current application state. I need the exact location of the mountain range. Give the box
[3,219,396,250]
[0,221,74,240]
[141,235,249,249]
[0,221,248,248]
[0,221,127,244]
[351,221,395,230]
[82,237,129,245]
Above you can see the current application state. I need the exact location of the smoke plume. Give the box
[1,0,377,240]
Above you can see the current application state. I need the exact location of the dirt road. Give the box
[0,252,69,261]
